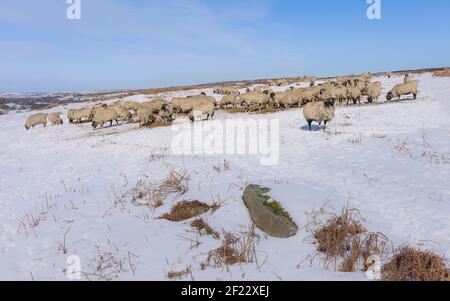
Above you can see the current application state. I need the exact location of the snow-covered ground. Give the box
[1,73,449,281]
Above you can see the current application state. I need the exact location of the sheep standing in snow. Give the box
[240,91,270,111]
[159,103,174,122]
[303,100,335,131]
[141,99,169,114]
[123,101,141,112]
[172,95,216,113]
[67,108,95,124]
[189,102,215,122]
[92,107,119,130]
[25,113,48,130]
[48,112,64,126]
[214,87,239,95]
[221,94,240,109]
[386,81,419,101]
[346,86,362,105]
[113,105,132,123]
[404,73,411,83]
[137,107,156,127]
[366,82,382,103]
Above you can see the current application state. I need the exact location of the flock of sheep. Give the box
[23,73,419,131]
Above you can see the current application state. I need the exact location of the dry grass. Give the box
[159,200,211,222]
[83,246,127,281]
[132,169,190,209]
[167,266,193,280]
[191,218,220,240]
[421,135,450,164]
[306,204,390,272]
[201,224,257,270]
[382,246,450,281]
[433,69,450,77]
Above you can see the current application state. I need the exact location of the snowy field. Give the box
[1,73,449,281]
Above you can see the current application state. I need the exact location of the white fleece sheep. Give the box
[366,82,382,103]
[92,107,119,129]
[303,101,335,131]
[240,91,270,111]
[189,102,215,122]
[221,94,240,109]
[113,105,131,122]
[48,112,63,126]
[346,86,362,105]
[123,101,141,112]
[386,81,419,101]
[67,108,95,124]
[137,107,156,127]
[25,113,48,130]
[172,95,216,113]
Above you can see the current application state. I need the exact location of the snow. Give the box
[0,73,449,281]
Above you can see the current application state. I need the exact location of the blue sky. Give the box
[1,0,449,93]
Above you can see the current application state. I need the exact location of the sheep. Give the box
[303,100,335,131]
[92,107,119,130]
[366,82,382,103]
[25,113,48,130]
[270,91,296,109]
[112,105,132,122]
[333,86,348,105]
[221,94,239,109]
[137,107,156,127]
[404,73,411,83]
[386,72,393,79]
[386,81,419,101]
[140,99,169,114]
[172,95,216,114]
[67,108,95,124]
[355,80,369,95]
[189,102,215,122]
[159,103,174,122]
[240,91,270,111]
[48,112,64,126]
[346,86,362,105]
[214,86,239,95]
[123,101,141,112]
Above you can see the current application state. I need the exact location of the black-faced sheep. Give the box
[366,82,382,103]
[25,113,48,130]
[92,107,119,130]
[386,81,419,101]
[303,100,335,131]
[137,107,156,127]
[48,112,63,126]
[67,108,95,124]
[189,102,215,122]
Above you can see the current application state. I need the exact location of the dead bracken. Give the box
[201,225,257,270]
[159,200,211,222]
[382,246,450,281]
[306,204,390,272]
[167,266,193,280]
[191,218,220,239]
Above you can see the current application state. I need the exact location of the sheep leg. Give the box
[308,121,312,131]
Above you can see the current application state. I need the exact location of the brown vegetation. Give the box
[201,225,257,270]
[191,218,220,239]
[306,204,390,272]
[382,246,450,281]
[160,200,211,222]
